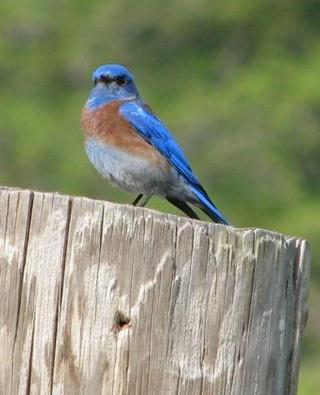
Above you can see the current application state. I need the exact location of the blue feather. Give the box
[120,101,229,224]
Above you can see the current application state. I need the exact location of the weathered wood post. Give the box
[0,187,310,395]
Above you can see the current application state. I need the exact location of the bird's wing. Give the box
[120,101,229,224]
[120,101,204,192]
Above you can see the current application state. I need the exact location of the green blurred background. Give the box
[1,1,319,392]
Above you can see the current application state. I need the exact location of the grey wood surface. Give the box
[0,187,310,395]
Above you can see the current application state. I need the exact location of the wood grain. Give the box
[0,187,310,395]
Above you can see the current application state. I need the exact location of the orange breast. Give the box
[81,100,169,172]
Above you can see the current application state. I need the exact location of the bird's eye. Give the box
[116,76,127,86]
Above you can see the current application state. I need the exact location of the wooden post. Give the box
[0,187,310,395]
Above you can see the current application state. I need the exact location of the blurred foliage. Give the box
[0,1,319,393]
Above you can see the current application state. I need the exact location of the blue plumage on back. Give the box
[120,102,229,224]
[120,102,191,172]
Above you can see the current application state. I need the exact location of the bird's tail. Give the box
[192,188,229,225]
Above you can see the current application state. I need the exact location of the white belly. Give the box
[85,137,171,194]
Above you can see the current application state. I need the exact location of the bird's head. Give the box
[86,64,140,110]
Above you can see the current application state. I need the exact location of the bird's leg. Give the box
[139,193,153,207]
[132,194,143,206]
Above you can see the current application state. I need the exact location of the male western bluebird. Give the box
[81,64,229,224]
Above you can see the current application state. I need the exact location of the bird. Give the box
[81,64,229,224]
